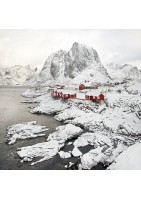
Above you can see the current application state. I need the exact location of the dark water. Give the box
[0,86,68,170]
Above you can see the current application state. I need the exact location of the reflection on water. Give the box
[0,86,64,170]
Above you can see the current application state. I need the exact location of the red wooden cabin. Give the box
[70,94,76,99]
[79,84,86,90]
[99,94,104,101]
[85,93,104,102]
[93,96,98,102]
[62,94,70,99]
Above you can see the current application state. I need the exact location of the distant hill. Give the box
[105,63,141,82]
[0,65,37,86]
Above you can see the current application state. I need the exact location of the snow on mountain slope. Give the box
[31,42,111,85]
[106,63,141,81]
[0,65,37,86]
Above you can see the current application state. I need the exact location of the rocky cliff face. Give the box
[35,42,111,85]
[0,65,37,86]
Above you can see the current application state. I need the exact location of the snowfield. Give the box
[7,121,49,145]
[108,143,141,170]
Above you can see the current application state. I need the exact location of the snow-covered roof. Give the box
[56,89,76,95]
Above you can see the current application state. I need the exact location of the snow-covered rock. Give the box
[79,146,107,169]
[58,151,71,159]
[47,124,83,145]
[31,95,69,114]
[108,143,141,170]
[73,132,112,148]
[17,140,62,165]
[17,124,83,165]
[7,121,48,145]
[72,147,82,157]
[76,131,135,169]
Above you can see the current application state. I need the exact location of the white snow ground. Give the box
[7,121,49,145]
[108,143,141,170]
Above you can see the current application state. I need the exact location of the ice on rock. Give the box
[7,121,48,145]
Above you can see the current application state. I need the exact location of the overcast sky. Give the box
[0,29,141,69]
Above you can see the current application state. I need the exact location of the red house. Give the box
[93,96,98,102]
[79,84,86,90]
[85,93,104,102]
[99,94,104,101]
[62,94,70,99]
[70,94,76,99]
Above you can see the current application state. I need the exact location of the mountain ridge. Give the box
[31,42,111,86]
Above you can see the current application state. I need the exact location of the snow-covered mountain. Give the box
[0,65,37,86]
[30,42,111,86]
[105,63,141,82]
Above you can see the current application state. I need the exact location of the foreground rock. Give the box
[7,121,48,145]
[74,131,137,169]
[17,124,83,165]
[18,140,62,165]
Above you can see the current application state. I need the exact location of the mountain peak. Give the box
[33,42,110,85]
